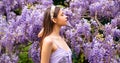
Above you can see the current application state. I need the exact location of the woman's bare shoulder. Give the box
[42,36,53,46]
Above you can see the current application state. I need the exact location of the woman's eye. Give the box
[61,13,64,16]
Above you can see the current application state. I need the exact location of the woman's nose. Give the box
[66,16,68,20]
[65,15,68,19]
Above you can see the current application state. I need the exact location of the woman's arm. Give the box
[41,37,53,63]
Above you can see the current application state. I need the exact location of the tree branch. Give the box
[94,11,104,30]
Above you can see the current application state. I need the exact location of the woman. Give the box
[38,5,72,63]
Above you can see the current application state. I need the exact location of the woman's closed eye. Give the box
[61,13,63,16]
[61,12,64,16]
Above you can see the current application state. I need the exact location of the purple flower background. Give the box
[0,0,120,63]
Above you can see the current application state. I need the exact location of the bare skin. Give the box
[40,9,70,63]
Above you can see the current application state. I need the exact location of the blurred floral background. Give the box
[0,0,120,63]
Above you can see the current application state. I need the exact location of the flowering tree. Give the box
[0,0,120,63]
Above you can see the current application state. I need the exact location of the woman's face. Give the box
[55,9,67,26]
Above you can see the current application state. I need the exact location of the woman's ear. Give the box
[51,18,57,23]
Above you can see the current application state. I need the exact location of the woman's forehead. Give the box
[59,9,63,14]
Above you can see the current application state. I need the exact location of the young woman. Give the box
[38,5,72,63]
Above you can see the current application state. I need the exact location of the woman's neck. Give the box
[51,25,61,37]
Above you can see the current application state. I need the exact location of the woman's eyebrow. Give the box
[61,12,64,14]
[61,12,63,14]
